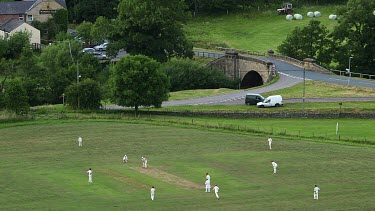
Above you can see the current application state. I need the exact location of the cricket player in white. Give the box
[141,157,145,168]
[78,136,82,146]
[213,184,219,199]
[206,173,210,181]
[87,168,92,183]
[123,154,128,163]
[150,186,155,200]
[268,137,272,149]
[271,161,278,174]
[205,179,211,192]
[314,185,320,200]
[144,157,148,168]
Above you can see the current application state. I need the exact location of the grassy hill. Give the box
[185,5,342,52]
[0,121,374,210]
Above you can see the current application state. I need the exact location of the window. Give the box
[27,15,33,21]
[18,15,24,21]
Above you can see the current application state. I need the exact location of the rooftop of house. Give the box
[0,19,25,32]
[0,0,67,15]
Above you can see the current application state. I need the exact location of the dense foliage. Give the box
[65,78,102,109]
[3,79,30,114]
[111,0,194,63]
[331,0,375,74]
[161,59,238,91]
[110,55,170,112]
[278,20,332,66]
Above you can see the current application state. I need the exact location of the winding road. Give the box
[162,52,375,106]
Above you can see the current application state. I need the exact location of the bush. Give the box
[161,59,238,91]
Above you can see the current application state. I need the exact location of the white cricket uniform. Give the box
[150,187,155,200]
[78,137,82,146]
[144,158,148,168]
[87,170,92,183]
[314,186,320,200]
[205,180,211,192]
[141,157,145,168]
[206,174,210,181]
[272,162,278,174]
[213,185,219,199]
[123,155,128,163]
[268,138,272,149]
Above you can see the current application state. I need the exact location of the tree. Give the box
[91,16,114,44]
[112,0,194,63]
[277,20,332,66]
[110,55,169,112]
[4,79,30,114]
[331,0,375,74]
[161,58,238,91]
[76,21,94,47]
[65,78,102,109]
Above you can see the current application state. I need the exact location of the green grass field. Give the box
[186,5,342,52]
[0,120,374,210]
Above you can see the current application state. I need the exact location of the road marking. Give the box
[279,72,311,80]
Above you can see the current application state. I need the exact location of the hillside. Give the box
[185,5,341,52]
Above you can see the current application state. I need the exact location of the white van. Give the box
[256,95,283,108]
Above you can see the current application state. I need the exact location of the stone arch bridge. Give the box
[206,51,276,89]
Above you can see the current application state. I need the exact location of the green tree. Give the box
[278,20,332,66]
[91,16,113,44]
[110,55,169,112]
[161,58,238,91]
[76,21,94,47]
[112,0,194,63]
[4,79,30,114]
[65,78,102,110]
[331,0,375,74]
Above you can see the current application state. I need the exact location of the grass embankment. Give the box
[186,5,341,52]
[169,81,375,101]
[0,121,374,210]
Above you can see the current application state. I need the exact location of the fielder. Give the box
[213,184,219,199]
[141,157,145,168]
[150,186,155,201]
[268,137,272,150]
[271,161,278,174]
[78,136,82,146]
[123,154,128,163]
[144,157,148,168]
[206,173,210,181]
[205,179,211,193]
[314,185,320,200]
[87,168,92,183]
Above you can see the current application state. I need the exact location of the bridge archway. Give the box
[240,70,263,89]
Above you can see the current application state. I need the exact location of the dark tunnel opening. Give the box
[240,71,263,89]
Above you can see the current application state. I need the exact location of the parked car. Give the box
[82,48,95,53]
[257,95,283,108]
[245,93,265,105]
[93,51,108,60]
[94,43,108,51]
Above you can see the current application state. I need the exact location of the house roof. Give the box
[0,19,24,32]
[0,1,34,15]
[0,0,67,15]
[28,0,67,11]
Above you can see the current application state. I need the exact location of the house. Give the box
[0,19,41,45]
[0,0,67,23]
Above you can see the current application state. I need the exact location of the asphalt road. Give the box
[161,51,375,107]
